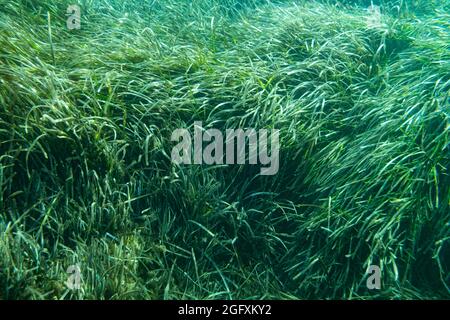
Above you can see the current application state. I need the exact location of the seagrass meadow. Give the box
[0,0,449,300]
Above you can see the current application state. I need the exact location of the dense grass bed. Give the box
[0,0,449,299]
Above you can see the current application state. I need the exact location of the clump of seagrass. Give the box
[0,0,448,300]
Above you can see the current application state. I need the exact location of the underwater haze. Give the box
[0,0,449,300]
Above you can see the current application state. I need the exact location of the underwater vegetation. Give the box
[0,0,449,299]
